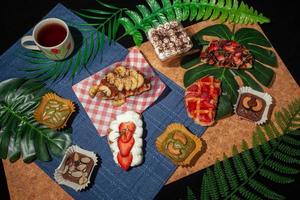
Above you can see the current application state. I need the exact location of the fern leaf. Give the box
[272,151,300,165]
[201,173,211,200]
[241,140,256,173]
[223,154,239,190]
[206,167,220,199]
[265,159,300,174]
[196,0,207,20]
[239,187,263,200]
[248,179,285,200]
[252,140,264,164]
[186,187,197,200]
[278,143,300,157]
[203,0,214,20]
[120,0,269,46]
[182,0,190,21]
[259,168,294,184]
[174,0,183,20]
[232,145,248,181]
[214,160,229,197]
[282,135,300,146]
[162,0,176,20]
[95,0,120,10]
[190,0,198,20]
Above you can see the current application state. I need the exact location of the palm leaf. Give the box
[198,98,300,199]
[182,24,277,119]
[19,4,125,82]
[120,0,269,46]
[0,78,72,163]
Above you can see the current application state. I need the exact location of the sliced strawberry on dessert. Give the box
[185,76,221,126]
[118,137,135,157]
[119,122,136,143]
[117,152,133,171]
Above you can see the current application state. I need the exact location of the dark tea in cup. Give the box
[21,18,74,61]
[36,23,67,47]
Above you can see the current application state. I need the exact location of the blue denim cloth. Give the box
[0,3,206,200]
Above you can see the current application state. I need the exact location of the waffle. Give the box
[89,66,151,106]
[185,76,221,126]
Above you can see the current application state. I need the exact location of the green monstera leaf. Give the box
[0,78,72,163]
[182,24,278,119]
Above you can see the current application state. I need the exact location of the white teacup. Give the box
[21,18,74,61]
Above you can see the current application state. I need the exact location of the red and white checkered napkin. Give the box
[72,48,166,136]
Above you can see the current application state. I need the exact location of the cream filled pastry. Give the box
[108,111,144,171]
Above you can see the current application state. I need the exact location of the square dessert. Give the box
[156,123,201,166]
[235,87,273,124]
[34,93,75,129]
[54,145,98,191]
[148,21,193,61]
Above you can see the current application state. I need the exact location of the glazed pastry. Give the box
[89,65,151,106]
[54,145,98,191]
[34,93,76,129]
[148,21,193,61]
[200,40,253,69]
[185,76,221,126]
[108,111,143,171]
[234,87,273,124]
[156,123,201,166]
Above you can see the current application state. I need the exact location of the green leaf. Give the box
[235,28,272,47]
[246,44,278,67]
[182,0,190,21]
[216,94,233,120]
[265,159,300,174]
[0,78,72,163]
[95,0,120,10]
[186,187,197,200]
[239,187,264,200]
[192,24,233,46]
[234,70,263,92]
[247,61,275,87]
[259,168,294,184]
[214,160,229,198]
[223,154,239,190]
[248,179,285,200]
[190,0,199,20]
[241,141,256,173]
[232,145,248,181]
[180,51,202,69]
[162,0,176,21]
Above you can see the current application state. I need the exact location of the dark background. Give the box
[0,0,299,199]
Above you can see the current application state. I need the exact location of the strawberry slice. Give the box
[119,122,136,143]
[118,137,135,157]
[199,114,212,123]
[117,152,133,171]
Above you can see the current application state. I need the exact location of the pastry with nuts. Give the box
[156,123,201,166]
[234,87,273,124]
[54,145,98,191]
[148,21,193,61]
[185,76,221,126]
[200,40,253,69]
[89,65,151,106]
[108,111,144,171]
[34,93,76,129]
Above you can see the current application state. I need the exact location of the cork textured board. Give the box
[3,20,300,199]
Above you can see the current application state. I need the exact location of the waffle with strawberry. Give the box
[108,111,143,171]
[185,76,221,126]
[200,40,253,69]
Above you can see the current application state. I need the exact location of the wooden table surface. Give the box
[3,20,300,200]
